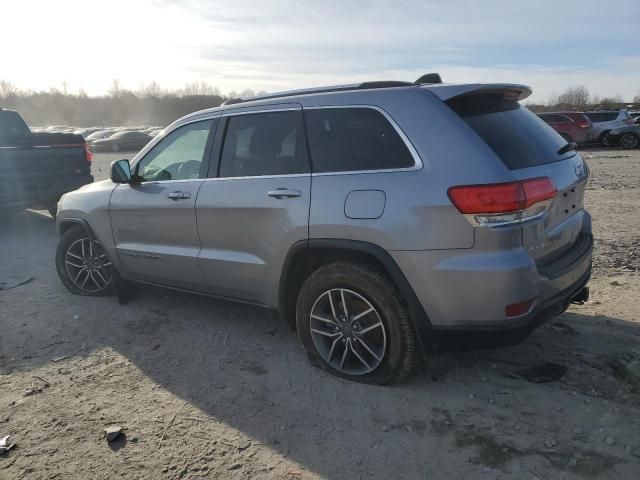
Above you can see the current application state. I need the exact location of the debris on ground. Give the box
[23,376,50,397]
[607,350,640,386]
[0,277,34,290]
[51,355,70,363]
[508,362,567,383]
[104,426,123,443]
[0,435,15,455]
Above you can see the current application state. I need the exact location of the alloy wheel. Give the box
[64,238,113,293]
[620,133,639,149]
[309,288,386,375]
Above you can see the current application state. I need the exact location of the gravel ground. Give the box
[1,148,639,479]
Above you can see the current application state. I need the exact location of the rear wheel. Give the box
[619,132,639,149]
[55,226,114,296]
[600,131,612,146]
[295,262,417,385]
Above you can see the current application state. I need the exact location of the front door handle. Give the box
[167,191,192,200]
[268,188,302,199]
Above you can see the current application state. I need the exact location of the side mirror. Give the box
[111,159,132,183]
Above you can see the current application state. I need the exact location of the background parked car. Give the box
[537,112,594,144]
[86,130,116,145]
[604,125,640,149]
[90,130,152,152]
[585,110,635,145]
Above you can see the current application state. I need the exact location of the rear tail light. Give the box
[625,119,635,125]
[448,177,556,227]
[577,121,590,128]
[84,143,93,165]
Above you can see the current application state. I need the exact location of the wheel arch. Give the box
[278,239,433,354]
[58,217,97,243]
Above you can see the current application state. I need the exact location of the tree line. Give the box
[0,80,266,127]
[526,85,639,113]
[1,79,638,127]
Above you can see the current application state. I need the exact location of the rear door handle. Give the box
[268,188,302,199]
[167,191,191,200]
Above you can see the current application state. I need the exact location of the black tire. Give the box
[619,132,639,150]
[111,143,120,153]
[560,133,572,143]
[296,262,417,385]
[55,226,114,296]
[600,131,612,146]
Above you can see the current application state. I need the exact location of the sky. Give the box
[1,0,639,103]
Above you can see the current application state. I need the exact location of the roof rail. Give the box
[220,80,417,106]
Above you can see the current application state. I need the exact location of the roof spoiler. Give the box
[423,83,533,102]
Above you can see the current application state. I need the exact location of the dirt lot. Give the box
[1,149,639,479]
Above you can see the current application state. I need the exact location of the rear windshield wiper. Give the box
[557,142,577,155]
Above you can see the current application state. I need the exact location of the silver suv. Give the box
[585,110,635,145]
[55,76,593,385]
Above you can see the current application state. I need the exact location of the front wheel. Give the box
[600,131,612,146]
[296,262,418,385]
[55,226,114,296]
[619,132,639,149]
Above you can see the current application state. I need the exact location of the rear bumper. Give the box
[430,266,590,350]
[390,218,593,350]
[0,174,93,209]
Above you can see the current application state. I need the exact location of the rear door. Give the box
[448,92,589,265]
[109,118,217,290]
[195,105,311,304]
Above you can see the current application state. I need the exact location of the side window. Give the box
[219,111,307,177]
[136,120,213,182]
[587,112,617,123]
[304,108,414,173]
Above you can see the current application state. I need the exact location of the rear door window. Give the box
[219,110,308,177]
[448,93,573,170]
[304,107,415,173]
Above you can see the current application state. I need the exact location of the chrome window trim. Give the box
[303,105,424,177]
[202,173,310,182]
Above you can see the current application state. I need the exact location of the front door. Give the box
[195,107,311,304]
[109,118,217,291]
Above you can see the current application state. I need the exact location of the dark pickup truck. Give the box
[0,108,93,216]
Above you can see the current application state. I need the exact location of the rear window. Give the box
[539,114,570,124]
[585,112,618,123]
[448,93,572,170]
